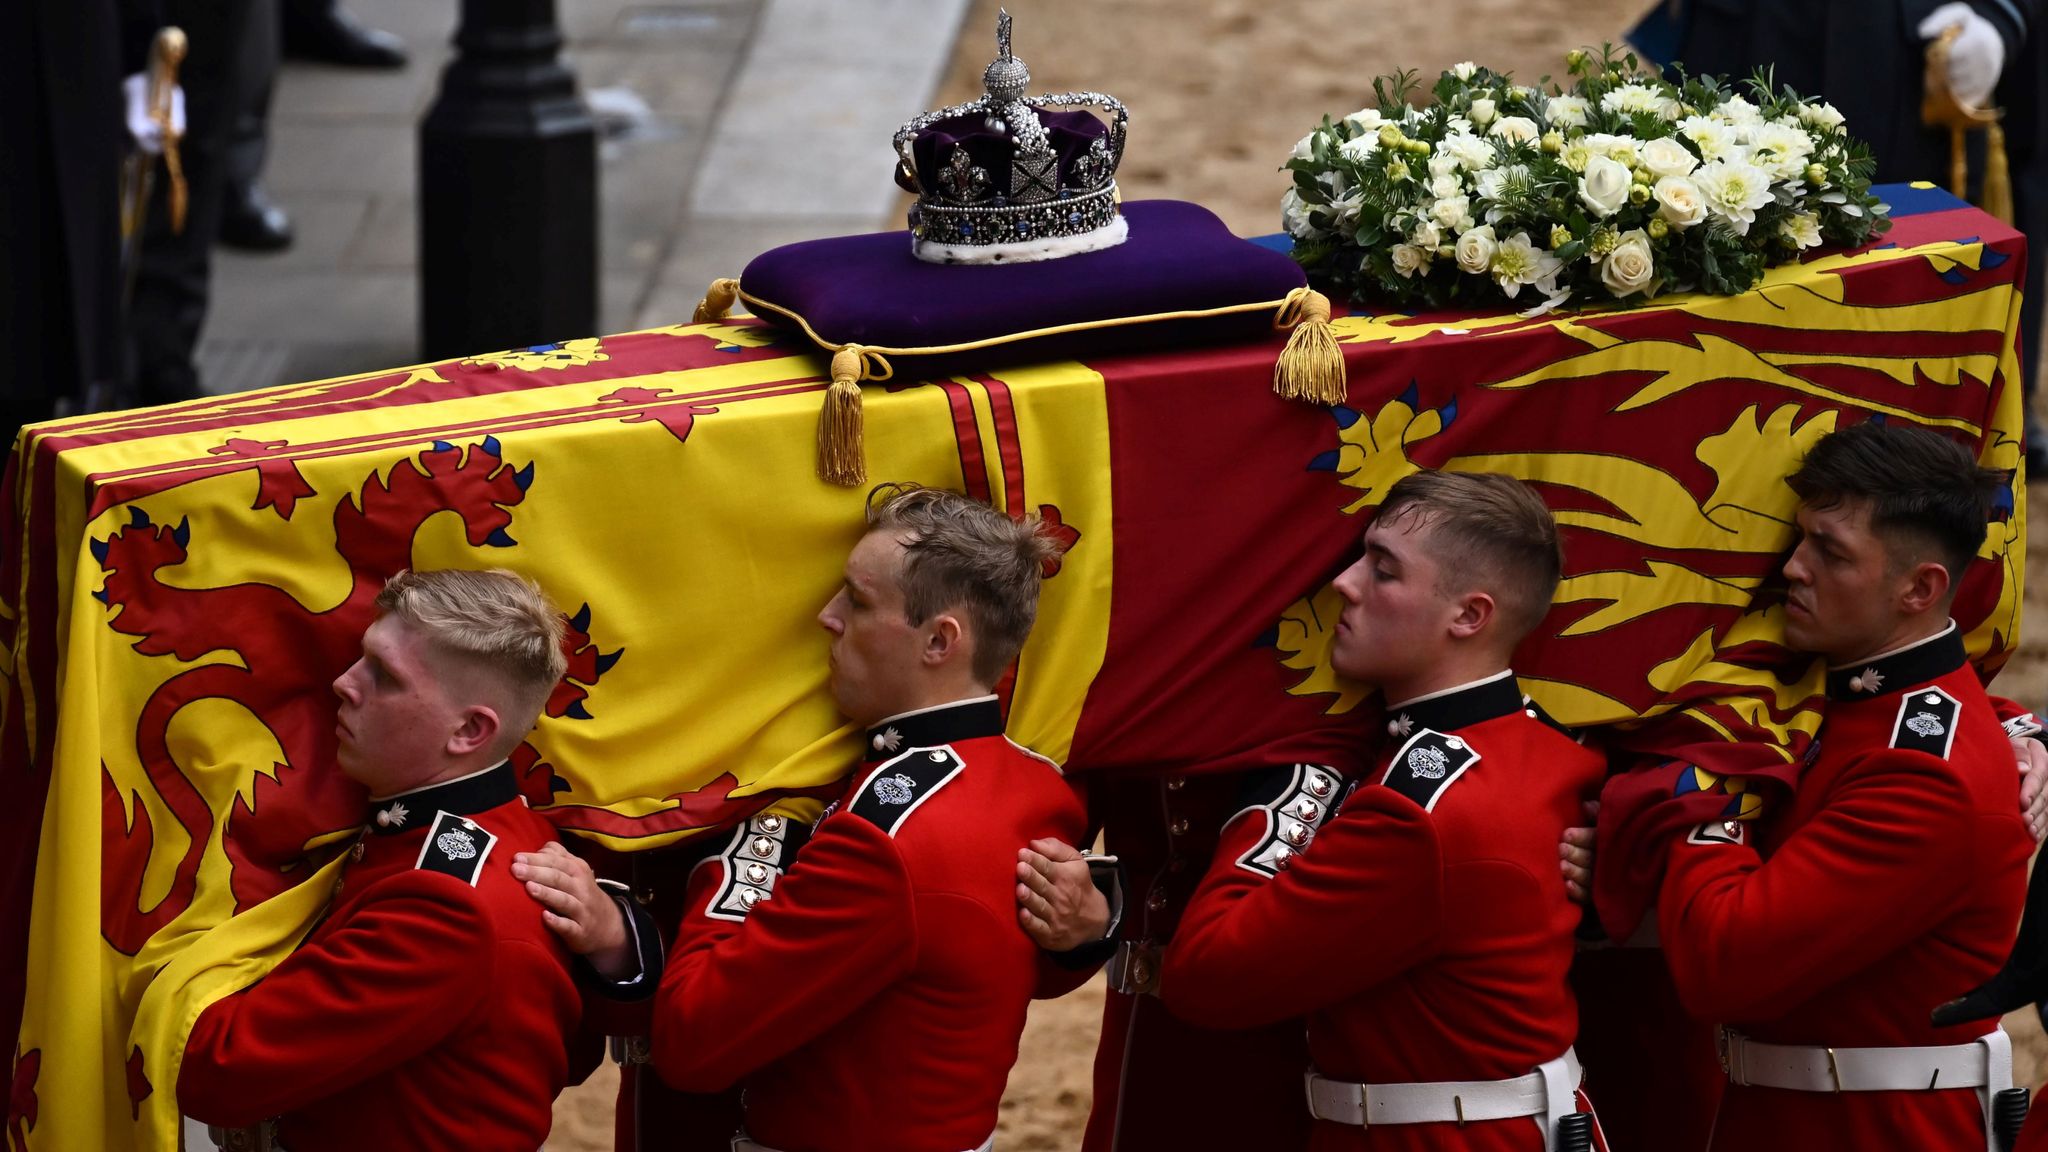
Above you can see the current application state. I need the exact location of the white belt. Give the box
[1720,1027,2011,1152]
[733,1132,994,1152]
[1304,1048,1583,1152]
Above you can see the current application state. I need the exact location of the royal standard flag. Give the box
[1,184,2026,1149]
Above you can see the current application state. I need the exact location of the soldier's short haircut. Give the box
[1788,421,1999,584]
[1376,470,1563,644]
[865,483,1058,685]
[376,568,567,740]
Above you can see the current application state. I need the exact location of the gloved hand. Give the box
[1916,2,2007,108]
[121,72,187,156]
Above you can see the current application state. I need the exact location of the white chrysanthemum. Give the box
[1488,231,1563,298]
[1337,134,1379,163]
[1490,116,1540,145]
[1439,132,1497,171]
[1558,138,1598,173]
[1474,163,1534,203]
[1712,93,1764,126]
[1693,159,1775,234]
[1583,132,1641,168]
[1780,210,1823,250]
[1679,116,1741,162]
[1639,136,1699,179]
[1600,82,1666,117]
[1544,94,1590,128]
[1748,122,1813,181]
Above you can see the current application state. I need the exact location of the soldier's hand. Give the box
[514,842,633,979]
[2014,736,2048,843]
[1560,800,1598,906]
[1017,838,1111,951]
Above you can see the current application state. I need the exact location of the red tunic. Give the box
[1658,626,2030,1152]
[650,696,1090,1152]
[178,764,581,1152]
[1163,674,1607,1151]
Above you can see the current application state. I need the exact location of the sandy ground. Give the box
[546,1,2048,1146]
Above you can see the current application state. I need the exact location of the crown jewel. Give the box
[894,9,1128,264]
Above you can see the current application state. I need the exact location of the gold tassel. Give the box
[1983,122,2015,225]
[692,277,741,324]
[1272,288,1347,406]
[817,345,869,487]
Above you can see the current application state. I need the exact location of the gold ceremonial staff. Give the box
[119,26,190,287]
[1922,22,2014,224]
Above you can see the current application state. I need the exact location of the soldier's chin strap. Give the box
[1932,847,2048,1027]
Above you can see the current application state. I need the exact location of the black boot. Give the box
[282,4,407,69]
[219,180,293,251]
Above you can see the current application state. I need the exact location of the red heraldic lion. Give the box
[1163,673,1607,1151]
[651,696,1093,1152]
[1659,625,2031,1151]
[178,763,581,1151]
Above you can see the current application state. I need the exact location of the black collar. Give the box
[1824,623,1965,702]
[1382,672,1525,740]
[862,696,1004,760]
[366,762,518,836]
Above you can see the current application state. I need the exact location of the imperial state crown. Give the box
[893,10,1128,264]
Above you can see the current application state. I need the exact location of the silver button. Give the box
[745,863,769,884]
[1307,772,1332,797]
[1293,798,1320,821]
[1285,821,1309,845]
[1164,777,1186,792]
[739,888,761,907]
[750,837,775,858]
[1273,845,1293,869]
[758,815,783,834]
[1169,818,1189,836]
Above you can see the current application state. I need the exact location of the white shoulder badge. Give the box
[415,810,498,886]
[1892,686,1961,760]
[848,747,966,836]
[1231,764,1343,878]
[705,813,807,923]
[1686,819,1747,847]
[1379,729,1479,812]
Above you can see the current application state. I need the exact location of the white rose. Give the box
[1391,243,1431,278]
[1578,155,1632,218]
[1455,224,1498,274]
[1798,101,1846,130]
[1410,220,1443,249]
[1429,173,1463,199]
[1338,134,1379,163]
[1653,175,1707,228]
[1343,107,1386,132]
[1291,132,1318,162]
[1544,95,1590,128]
[1490,116,1540,145]
[1640,136,1699,179]
[1440,132,1496,171]
[1584,132,1641,168]
[1431,194,1473,231]
[1693,159,1776,234]
[1452,61,1478,81]
[1428,153,1461,179]
[1600,228,1657,297]
[1469,97,1497,129]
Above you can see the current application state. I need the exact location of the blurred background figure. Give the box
[220,0,290,253]
[281,0,407,69]
[0,0,169,450]
[1647,0,2046,470]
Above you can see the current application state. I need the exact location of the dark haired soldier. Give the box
[1160,471,1608,1150]
[1656,421,2031,1151]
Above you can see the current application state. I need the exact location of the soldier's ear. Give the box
[923,612,964,666]
[1447,590,1496,639]
[447,704,502,758]
[1896,559,1951,616]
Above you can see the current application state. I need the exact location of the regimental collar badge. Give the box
[850,748,967,836]
[1823,622,1965,702]
[861,695,1004,763]
[1381,672,1525,742]
[893,8,1128,265]
[366,760,519,836]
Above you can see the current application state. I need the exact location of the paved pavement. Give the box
[198,0,967,392]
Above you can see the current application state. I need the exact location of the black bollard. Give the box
[418,0,597,361]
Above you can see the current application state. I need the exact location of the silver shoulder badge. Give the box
[705,813,809,923]
[848,747,966,836]
[1686,819,1747,847]
[415,810,498,886]
[1891,686,1961,760]
[1231,763,1344,878]
[1379,729,1479,813]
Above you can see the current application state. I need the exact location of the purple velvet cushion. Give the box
[738,199,1308,376]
